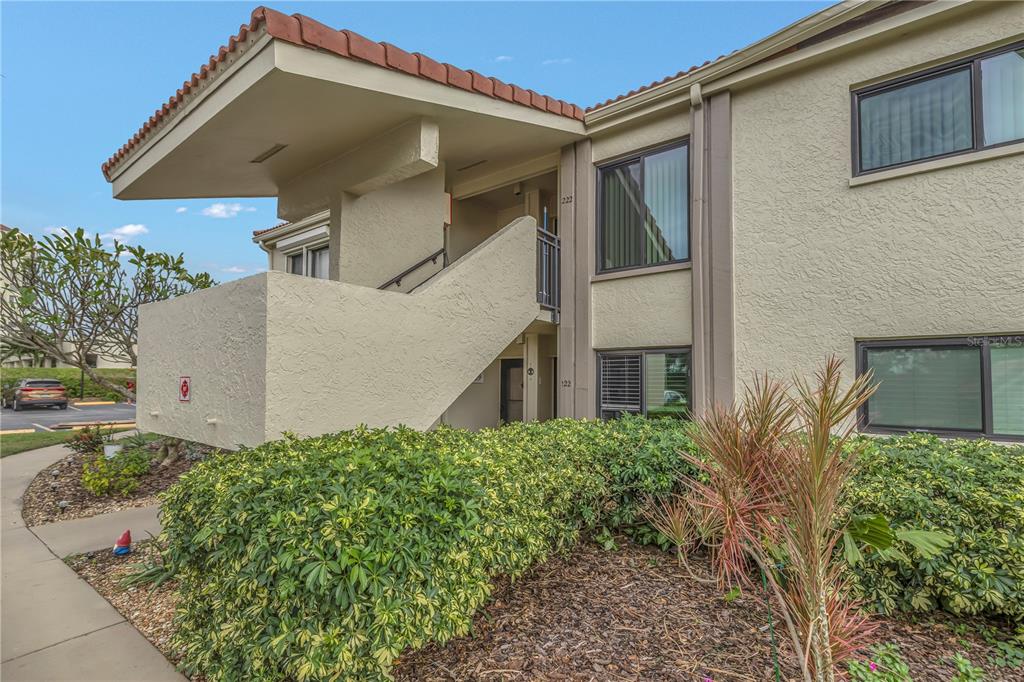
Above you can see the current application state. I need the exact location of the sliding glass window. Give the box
[857,335,1024,440]
[598,348,691,420]
[598,142,689,273]
[854,42,1024,174]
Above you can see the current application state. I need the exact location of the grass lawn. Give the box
[1,428,134,458]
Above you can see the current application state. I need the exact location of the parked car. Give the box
[2,379,68,411]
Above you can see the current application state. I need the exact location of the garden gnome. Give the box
[113,529,132,556]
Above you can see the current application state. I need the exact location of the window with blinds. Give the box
[599,354,642,418]
[598,349,691,420]
[598,142,689,273]
[854,42,1024,175]
[858,336,1024,439]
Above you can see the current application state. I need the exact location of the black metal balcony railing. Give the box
[536,226,560,319]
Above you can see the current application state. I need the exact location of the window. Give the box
[598,142,689,272]
[854,42,1024,174]
[598,348,691,419]
[284,245,330,279]
[857,335,1024,439]
[309,246,330,280]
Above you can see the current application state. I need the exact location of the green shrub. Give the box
[844,433,1024,622]
[0,367,135,402]
[82,447,152,496]
[159,418,694,681]
[847,643,912,681]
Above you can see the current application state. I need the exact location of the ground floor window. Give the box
[857,335,1024,439]
[598,348,691,419]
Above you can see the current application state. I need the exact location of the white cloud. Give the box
[495,55,513,63]
[221,265,247,274]
[175,207,188,214]
[43,226,68,235]
[99,223,148,243]
[541,57,573,66]
[201,202,256,219]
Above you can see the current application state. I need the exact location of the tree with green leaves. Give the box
[0,227,214,401]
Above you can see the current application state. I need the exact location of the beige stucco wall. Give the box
[592,108,690,164]
[585,106,695,355]
[591,268,694,349]
[730,3,1024,387]
[138,217,542,448]
[336,167,447,288]
[137,276,268,448]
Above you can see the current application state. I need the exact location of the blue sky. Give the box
[1,1,827,280]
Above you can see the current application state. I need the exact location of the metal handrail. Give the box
[536,226,560,320]
[377,247,446,290]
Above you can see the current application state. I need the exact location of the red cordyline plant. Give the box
[682,357,877,682]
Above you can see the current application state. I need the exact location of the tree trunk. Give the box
[80,363,136,402]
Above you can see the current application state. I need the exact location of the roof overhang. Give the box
[107,26,585,201]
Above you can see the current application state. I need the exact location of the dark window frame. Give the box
[851,40,1024,176]
[856,335,1024,442]
[596,139,691,275]
[597,346,693,419]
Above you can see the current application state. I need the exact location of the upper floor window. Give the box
[854,42,1024,175]
[597,142,689,273]
[286,245,330,279]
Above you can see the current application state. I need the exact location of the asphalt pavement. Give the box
[0,402,136,433]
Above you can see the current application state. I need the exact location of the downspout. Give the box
[689,82,711,418]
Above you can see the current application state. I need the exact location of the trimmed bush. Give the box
[843,433,1024,621]
[0,367,135,402]
[159,417,694,681]
[82,447,152,496]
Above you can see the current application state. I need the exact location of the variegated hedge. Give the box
[158,417,696,681]
[843,433,1024,621]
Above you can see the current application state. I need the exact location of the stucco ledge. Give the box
[849,141,1024,187]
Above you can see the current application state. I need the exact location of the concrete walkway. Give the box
[1,443,183,681]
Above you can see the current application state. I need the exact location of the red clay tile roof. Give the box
[252,220,289,238]
[585,52,736,112]
[102,6,584,181]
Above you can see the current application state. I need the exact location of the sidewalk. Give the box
[1,443,182,681]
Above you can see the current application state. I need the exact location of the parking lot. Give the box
[0,402,136,433]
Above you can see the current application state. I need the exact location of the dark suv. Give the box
[2,379,69,411]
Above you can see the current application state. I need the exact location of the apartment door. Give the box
[500,359,524,423]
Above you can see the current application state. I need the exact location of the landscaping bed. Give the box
[20,436,194,526]
[70,539,1019,681]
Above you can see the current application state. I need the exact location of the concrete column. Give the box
[557,145,577,417]
[524,332,540,421]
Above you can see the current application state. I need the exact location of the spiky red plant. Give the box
[685,358,877,682]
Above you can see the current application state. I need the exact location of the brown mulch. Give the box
[70,539,1021,681]
[21,447,193,526]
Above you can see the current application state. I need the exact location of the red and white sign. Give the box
[178,376,191,402]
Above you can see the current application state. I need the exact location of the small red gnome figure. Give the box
[113,529,132,556]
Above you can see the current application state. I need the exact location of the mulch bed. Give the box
[21,447,193,526]
[70,538,1021,681]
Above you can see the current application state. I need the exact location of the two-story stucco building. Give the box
[102,0,1024,449]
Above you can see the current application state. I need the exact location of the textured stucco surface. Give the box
[730,3,1024,387]
[591,109,690,164]
[336,167,446,288]
[591,269,693,350]
[137,276,268,450]
[264,216,540,441]
[139,217,539,447]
